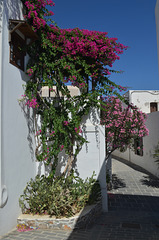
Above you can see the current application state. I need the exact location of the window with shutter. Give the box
[10,31,25,70]
[9,19,38,71]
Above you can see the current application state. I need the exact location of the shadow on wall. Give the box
[4,0,22,22]
[19,100,35,162]
[32,105,104,178]
[0,0,3,32]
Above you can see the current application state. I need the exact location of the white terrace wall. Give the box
[0,0,37,236]
[113,111,159,178]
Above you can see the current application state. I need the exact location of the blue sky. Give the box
[50,0,159,91]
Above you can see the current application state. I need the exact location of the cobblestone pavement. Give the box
[1,156,159,240]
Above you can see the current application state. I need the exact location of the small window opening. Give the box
[10,31,25,70]
[134,137,143,156]
[9,19,38,71]
[150,102,158,113]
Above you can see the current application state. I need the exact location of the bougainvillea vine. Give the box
[20,0,131,177]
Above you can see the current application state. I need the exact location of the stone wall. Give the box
[17,201,102,230]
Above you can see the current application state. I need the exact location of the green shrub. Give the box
[19,172,101,218]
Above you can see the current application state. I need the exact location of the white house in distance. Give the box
[123,90,159,113]
[113,90,159,178]
[0,0,107,236]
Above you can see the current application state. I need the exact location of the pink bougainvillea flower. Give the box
[60,145,64,151]
[26,68,33,76]
[35,129,42,136]
[50,130,55,136]
[79,83,85,88]
[75,127,82,134]
[64,121,69,126]
[25,98,39,108]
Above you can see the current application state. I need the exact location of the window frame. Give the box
[9,19,38,71]
[9,30,26,71]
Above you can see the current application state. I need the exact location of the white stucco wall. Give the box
[156,0,159,73]
[0,0,37,236]
[123,90,159,113]
[77,108,107,211]
[113,111,159,178]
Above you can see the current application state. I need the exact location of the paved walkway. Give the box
[1,156,159,240]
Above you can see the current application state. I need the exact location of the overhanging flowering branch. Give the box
[20,0,130,177]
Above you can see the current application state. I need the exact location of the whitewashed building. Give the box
[114,0,159,182]
[113,90,159,178]
[123,90,159,113]
[0,0,38,236]
[0,0,107,236]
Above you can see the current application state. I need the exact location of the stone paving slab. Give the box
[1,156,159,240]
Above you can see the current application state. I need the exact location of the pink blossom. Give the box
[64,121,69,126]
[79,83,85,88]
[75,127,82,134]
[101,96,149,153]
[27,68,33,76]
[60,145,64,151]
[35,129,42,136]
[50,130,55,136]
[25,98,39,108]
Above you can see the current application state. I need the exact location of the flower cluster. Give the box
[75,126,82,134]
[60,145,64,151]
[44,27,128,88]
[24,0,55,30]
[50,130,55,136]
[24,0,128,94]
[63,121,69,126]
[25,97,39,108]
[26,68,33,76]
[35,129,42,136]
[101,96,149,153]
[47,27,127,63]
